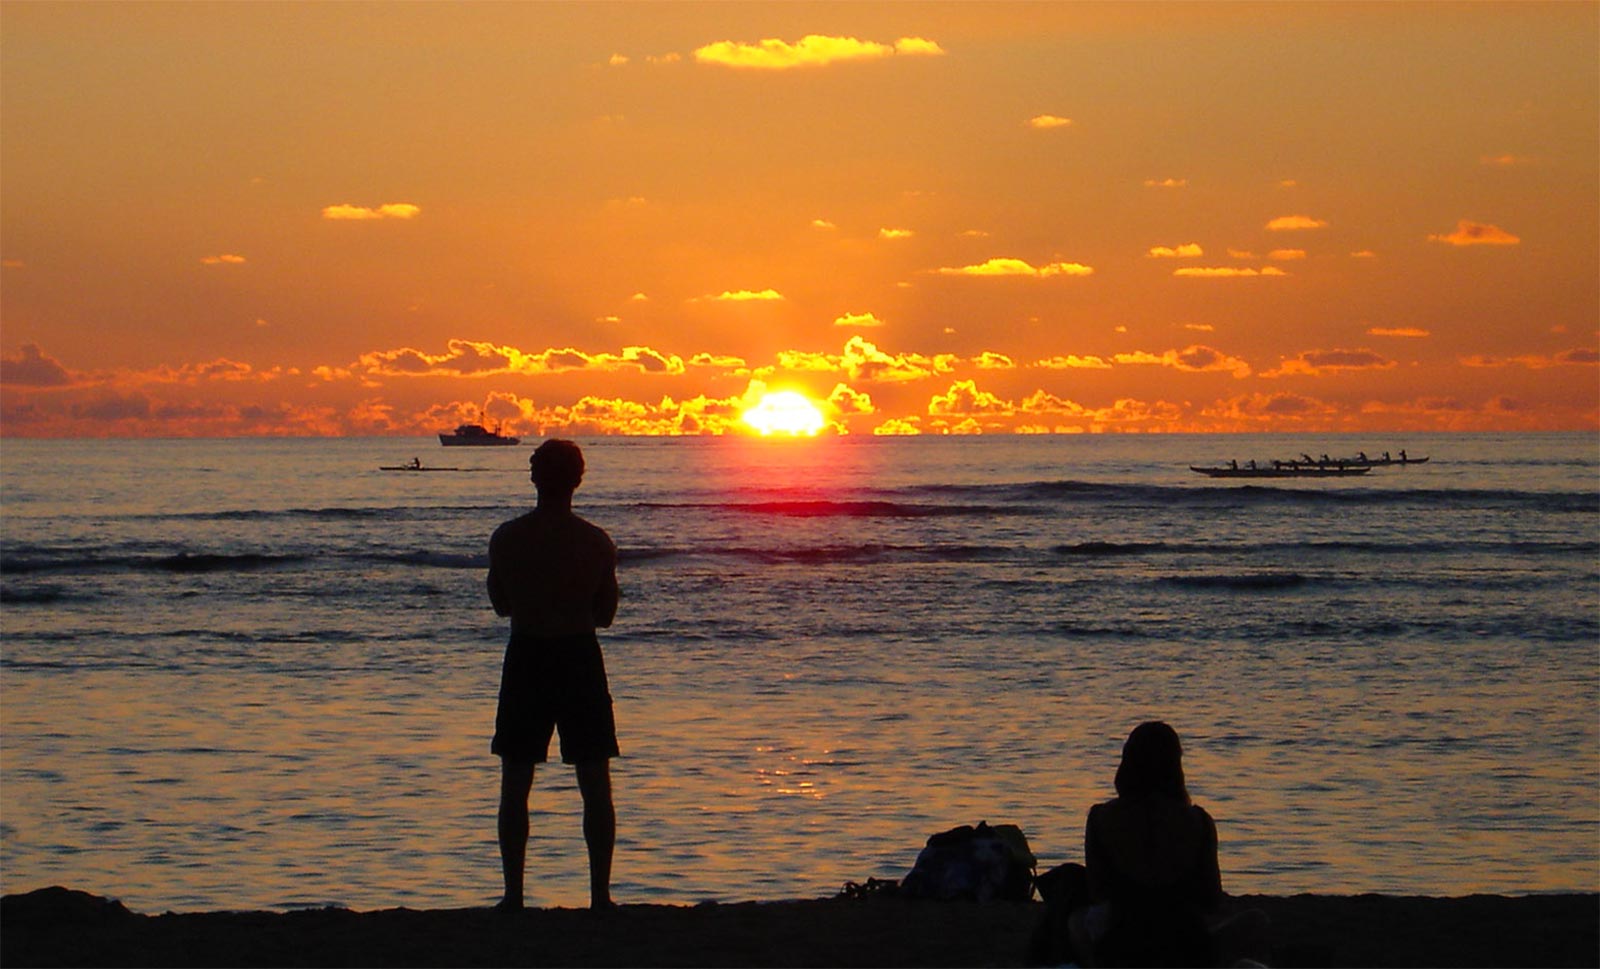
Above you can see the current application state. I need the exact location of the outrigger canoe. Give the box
[379,465,461,472]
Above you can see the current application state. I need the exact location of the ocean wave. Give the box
[1053,541,1169,556]
[0,551,313,575]
[0,586,90,606]
[1159,573,1309,591]
[893,479,1600,514]
[154,552,310,573]
[622,542,1016,567]
[640,499,1018,518]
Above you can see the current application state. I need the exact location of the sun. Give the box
[741,390,827,436]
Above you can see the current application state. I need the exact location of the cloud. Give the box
[689,352,747,369]
[1267,249,1306,261]
[1263,348,1396,377]
[703,288,785,302]
[1173,266,1287,278]
[693,35,945,70]
[972,352,1016,370]
[350,339,688,378]
[928,379,1011,417]
[811,219,838,230]
[1480,154,1534,167]
[322,203,421,220]
[934,257,1094,277]
[878,228,915,240]
[1027,115,1073,129]
[1016,390,1087,418]
[1203,391,1339,423]
[1265,215,1328,231]
[1428,219,1521,246]
[607,54,629,66]
[1147,244,1202,258]
[200,253,246,265]
[1184,323,1216,332]
[69,391,154,422]
[1349,250,1378,259]
[1031,354,1112,370]
[841,336,956,383]
[827,382,875,417]
[1,343,73,386]
[1144,178,1187,188]
[1460,349,1599,369]
[833,312,885,328]
[1112,345,1252,378]
[758,338,960,384]
[1367,326,1430,338]
[144,358,282,384]
[872,417,923,435]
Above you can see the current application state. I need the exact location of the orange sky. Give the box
[2,2,1596,437]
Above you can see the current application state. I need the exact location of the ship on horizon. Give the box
[438,421,520,446]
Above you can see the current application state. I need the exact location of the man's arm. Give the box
[591,536,619,628]
[487,526,512,618]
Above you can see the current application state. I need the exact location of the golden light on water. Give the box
[741,391,827,437]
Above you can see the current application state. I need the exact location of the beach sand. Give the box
[3,886,1595,967]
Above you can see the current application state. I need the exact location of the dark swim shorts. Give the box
[491,632,619,764]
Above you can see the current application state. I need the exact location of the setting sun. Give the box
[741,391,826,436]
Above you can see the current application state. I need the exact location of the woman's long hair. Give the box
[1113,720,1190,803]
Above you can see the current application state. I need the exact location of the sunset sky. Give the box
[2,1,1596,437]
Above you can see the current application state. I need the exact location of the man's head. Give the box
[529,439,585,495]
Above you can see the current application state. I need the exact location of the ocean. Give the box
[1,432,1596,912]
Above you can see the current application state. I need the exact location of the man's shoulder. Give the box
[571,514,617,550]
[491,513,535,538]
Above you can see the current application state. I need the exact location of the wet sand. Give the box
[3,886,1595,967]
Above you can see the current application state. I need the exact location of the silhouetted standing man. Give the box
[488,439,619,911]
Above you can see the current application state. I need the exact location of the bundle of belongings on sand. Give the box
[900,821,1038,902]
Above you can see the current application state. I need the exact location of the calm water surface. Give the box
[2,432,1596,911]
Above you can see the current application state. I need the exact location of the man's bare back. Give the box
[488,508,618,638]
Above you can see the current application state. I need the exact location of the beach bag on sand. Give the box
[901,821,1037,902]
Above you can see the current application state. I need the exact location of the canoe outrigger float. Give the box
[1189,465,1372,479]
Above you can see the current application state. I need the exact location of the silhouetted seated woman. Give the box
[1068,722,1267,967]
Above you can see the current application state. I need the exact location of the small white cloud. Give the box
[703,289,786,302]
[1147,243,1202,258]
[693,34,945,70]
[1027,115,1073,130]
[935,257,1093,278]
[322,203,420,220]
[834,312,886,328]
[1173,266,1288,278]
[1265,214,1327,231]
[1427,219,1521,246]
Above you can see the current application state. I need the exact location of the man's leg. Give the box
[574,759,615,909]
[497,758,536,910]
